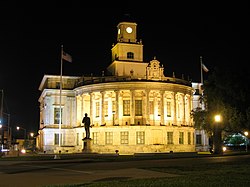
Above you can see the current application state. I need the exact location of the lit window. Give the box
[188,132,191,145]
[136,131,145,144]
[123,100,130,116]
[135,100,142,116]
[179,132,184,144]
[93,132,99,145]
[54,108,62,124]
[105,132,113,145]
[127,52,134,59]
[76,133,79,146]
[167,132,173,144]
[121,131,129,144]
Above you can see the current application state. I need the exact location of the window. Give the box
[104,101,108,116]
[167,132,173,144]
[92,132,99,145]
[105,132,113,145]
[96,102,100,117]
[149,101,154,114]
[179,132,184,144]
[76,133,79,146]
[167,101,171,117]
[196,134,202,144]
[54,133,59,145]
[127,52,134,59]
[121,131,129,144]
[188,132,191,145]
[123,100,130,116]
[194,89,200,95]
[56,82,60,89]
[136,131,145,144]
[54,108,62,124]
[135,100,142,116]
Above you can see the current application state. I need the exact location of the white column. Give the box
[160,91,164,125]
[90,93,94,125]
[173,92,177,125]
[183,94,186,125]
[130,90,135,125]
[145,90,150,125]
[101,91,105,125]
[115,90,119,125]
[153,92,157,126]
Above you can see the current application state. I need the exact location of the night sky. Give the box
[0,2,249,134]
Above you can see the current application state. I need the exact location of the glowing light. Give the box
[214,115,221,122]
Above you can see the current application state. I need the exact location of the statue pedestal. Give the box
[82,138,92,153]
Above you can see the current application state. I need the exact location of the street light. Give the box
[30,132,34,138]
[244,131,248,152]
[213,114,222,154]
[214,115,221,123]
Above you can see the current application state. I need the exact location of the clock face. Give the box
[126,27,133,33]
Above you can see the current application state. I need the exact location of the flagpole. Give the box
[59,45,63,147]
[200,56,203,84]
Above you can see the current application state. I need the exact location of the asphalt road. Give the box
[0,154,250,187]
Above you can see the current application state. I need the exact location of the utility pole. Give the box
[0,90,3,146]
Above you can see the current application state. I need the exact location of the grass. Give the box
[44,165,250,187]
[42,155,250,187]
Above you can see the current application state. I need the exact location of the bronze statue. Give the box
[82,113,91,139]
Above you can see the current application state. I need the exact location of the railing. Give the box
[74,76,191,88]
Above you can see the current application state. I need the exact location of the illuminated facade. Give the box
[37,21,197,154]
[192,83,210,152]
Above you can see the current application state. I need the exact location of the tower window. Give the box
[127,52,134,59]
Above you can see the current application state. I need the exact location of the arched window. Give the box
[127,52,134,59]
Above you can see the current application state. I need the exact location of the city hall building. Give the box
[36,21,209,154]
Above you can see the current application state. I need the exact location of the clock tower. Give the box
[117,22,137,43]
[108,21,147,77]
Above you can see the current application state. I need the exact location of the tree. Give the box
[192,64,250,154]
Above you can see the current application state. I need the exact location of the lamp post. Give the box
[244,131,248,152]
[3,112,11,145]
[213,114,222,154]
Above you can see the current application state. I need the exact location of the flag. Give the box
[202,63,209,72]
[62,51,72,62]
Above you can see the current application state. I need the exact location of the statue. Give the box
[82,113,91,140]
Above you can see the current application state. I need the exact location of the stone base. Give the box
[82,138,92,153]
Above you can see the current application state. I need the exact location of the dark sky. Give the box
[0,1,249,133]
